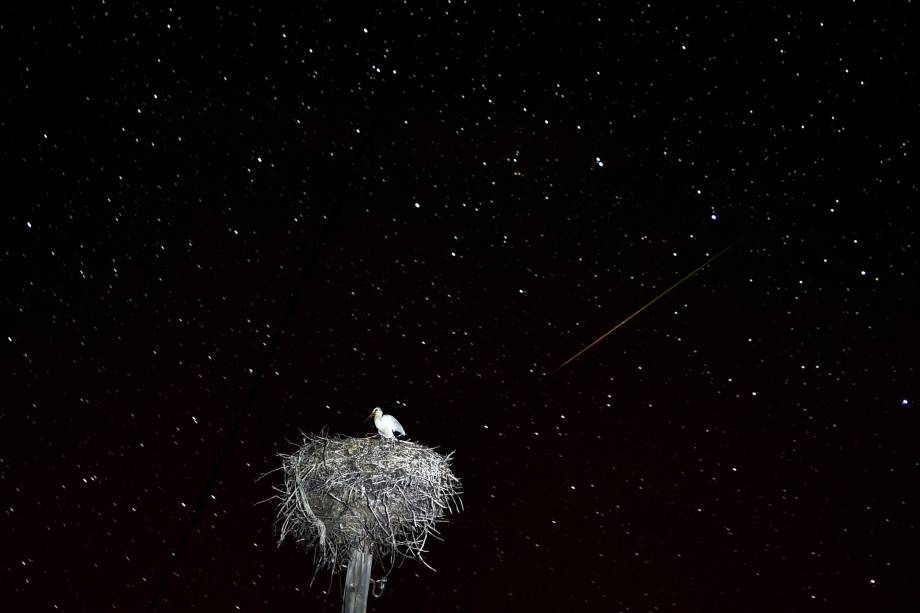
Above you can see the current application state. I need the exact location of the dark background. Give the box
[3,4,918,611]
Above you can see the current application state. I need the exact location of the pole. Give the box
[342,549,373,613]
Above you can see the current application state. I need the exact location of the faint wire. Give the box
[555,240,738,372]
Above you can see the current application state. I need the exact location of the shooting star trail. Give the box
[555,241,738,372]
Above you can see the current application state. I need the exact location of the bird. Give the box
[365,407,407,441]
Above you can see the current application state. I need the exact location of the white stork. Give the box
[366,407,407,440]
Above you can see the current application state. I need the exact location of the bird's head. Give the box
[364,407,382,422]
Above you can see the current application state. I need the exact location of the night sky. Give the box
[4,4,918,611]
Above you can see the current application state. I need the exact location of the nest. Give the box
[276,433,462,575]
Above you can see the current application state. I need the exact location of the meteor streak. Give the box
[556,241,737,371]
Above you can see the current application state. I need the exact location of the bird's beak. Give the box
[364,412,374,422]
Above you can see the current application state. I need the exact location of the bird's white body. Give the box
[369,407,406,440]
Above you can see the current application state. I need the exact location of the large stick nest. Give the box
[276,433,462,574]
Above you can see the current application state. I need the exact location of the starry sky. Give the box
[3,4,918,611]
